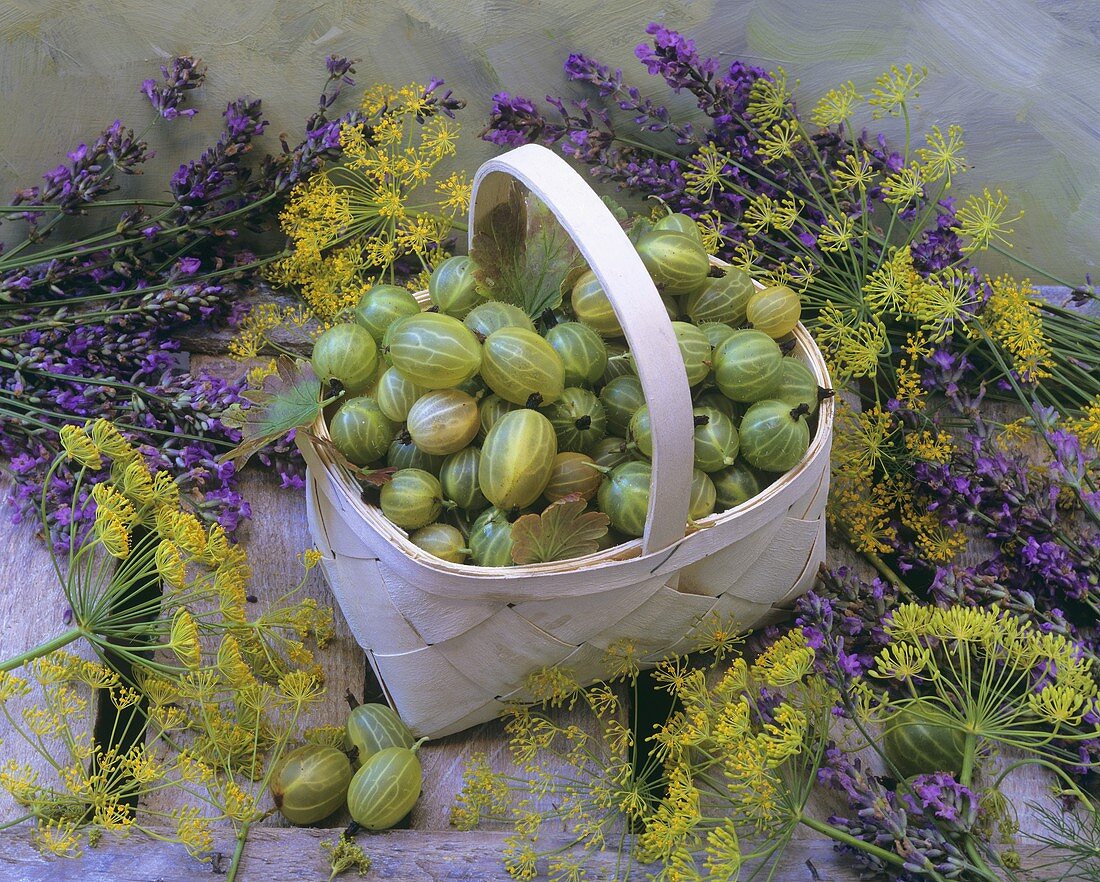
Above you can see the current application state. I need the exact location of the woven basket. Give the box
[296,144,833,739]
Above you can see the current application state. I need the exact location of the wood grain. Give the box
[0,824,1070,882]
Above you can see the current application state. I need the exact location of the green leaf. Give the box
[220,357,333,469]
[510,495,610,565]
[471,182,575,319]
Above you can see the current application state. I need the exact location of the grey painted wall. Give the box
[1,0,1096,279]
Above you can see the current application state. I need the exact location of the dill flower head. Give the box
[979,275,1053,382]
[269,83,469,321]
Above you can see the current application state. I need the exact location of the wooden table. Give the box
[0,346,1060,881]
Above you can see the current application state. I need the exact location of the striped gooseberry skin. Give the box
[660,293,681,321]
[774,357,820,414]
[270,744,352,825]
[347,746,422,831]
[464,301,535,338]
[468,507,515,567]
[480,327,565,406]
[376,367,428,423]
[543,387,607,454]
[684,267,756,326]
[697,321,736,351]
[409,523,468,564]
[652,212,705,247]
[882,703,967,779]
[600,344,635,384]
[353,284,421,343]
[477,393,519,440]
[439,447,488,513]
[406,390,479,456]
[636,230,711,296]
[543,452,602,502]
[627,405,653,459]
[311,323,379,395]
[387,313,482,389]
[571,270,624,338]
[746,284,801,339]
[712,462,763,510]
[673,321,713,387]
[689,469,717,520]
[479,409,558,511]
[591,436,632,470]
[712,329,784,402]
[380,468,444,530]
[739,399,810,473]
[692,406,740,473]
[599,375,646,436]
[545,321,608,387]
[597,460,651,538]
[345,703,415,768]
[329,397,394,466]
[692,389,739,422]
[386,437,444,475]
[428,255,480,318]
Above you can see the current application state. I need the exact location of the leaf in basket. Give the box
[627,214,655,245]
[308,431,397,484]
[471,182,574,320]
[601,194,630,222]
[511,495,610,564]
[219,357,335,468]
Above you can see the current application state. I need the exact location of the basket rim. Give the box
[307,263,833,578]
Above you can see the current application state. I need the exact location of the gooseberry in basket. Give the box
[712,462,762,510]
[386,313,482,390]
[747,284,801,339]
[380,468,447,530]
[464,300,535,338]
[689,468,718,520]
[543,452,602,503]
[469,506,516,567]
[543,387,606,454]
[739,400,811,473]
[545,320,608,387]
[410,522,469,564]
[479,409,558,511]
[597,460,652,538]
[387,434,444,475]
[672,321,713,387]
[439,447,489,513]
[406,389,480,456]
[684,266,757,327]
[774,357,822,415]
[712,329,784,403]
[599,375,645,436]
[480,326,565,407]
[570,270,624,338]
[652,211,706,247]
[311,323,379,396]
[635,229,710,296]
[428,255,480,319]
[329,397,394,467]
[353,284,421,343]
[692,406,740,473]
[375,366,428,423]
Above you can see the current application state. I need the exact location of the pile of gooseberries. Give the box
[312,211,825,566]
[271,701,424,828]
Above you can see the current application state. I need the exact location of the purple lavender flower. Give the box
[141,55,206,120]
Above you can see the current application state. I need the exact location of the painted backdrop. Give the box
[1,0,1096,279]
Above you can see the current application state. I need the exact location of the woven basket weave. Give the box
[296,145,833,739]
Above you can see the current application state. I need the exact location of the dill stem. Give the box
[0,813,35,831]
[0,627,84,672]
[226,820,251,882]
[798,813,912,872]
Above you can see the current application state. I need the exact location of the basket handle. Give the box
[469,144,694,555]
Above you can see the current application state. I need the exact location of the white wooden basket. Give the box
[296,144,833,738]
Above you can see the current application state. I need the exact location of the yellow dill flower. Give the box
[32,819,83,858]
[322,836,372,879]
[905,428,955,464]
[868,64,926,118]
[913,267,980,341]
[829,472,897,554]
[817,212,855,252]
[762,704,808,763]
[1067,396,1100,450]
[113,457,155,508]
[756,119,803,164]
[694,210,727,254]
[93,509,131,559]
[171,511,208,557]
[862,248,912,317]
[982,275,1053,381]
[815,305,888,380]
[753,630,814,687]
[86,419,134,461]
[741,194,777,235]
[691,613,745,661]
[279,670,324,705]
[154,539,186,588]
[832,151,875,192]
[170,608,202,670]
[772,196,803,231]
[811,81,862,127]
[747,68,795,126]
[174,806,214,858]
[953,188,1023,253]
[59,424,102,470]
[684,142,733,197]
[703,817,742,880]
[881,163,925,208]
[604,637,642,682]
[216,635,255,688]
[0,670,30,705]
[917,124,967,184]
[92,482,137,527]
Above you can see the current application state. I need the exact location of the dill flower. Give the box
[810,81,861,127]
[868,63,926,118]
[756,120,802,164]
[980,275,1054,381]
[747,68,795,126]
[917,124,967,184]
[683,142,733,197]
[952,187,1023,253]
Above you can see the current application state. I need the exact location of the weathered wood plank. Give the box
[0,823,1071,882]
